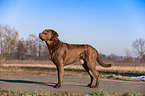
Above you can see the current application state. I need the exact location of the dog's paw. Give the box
[87,84,92,88]
[92,85,99,88]
[54,84,62,89]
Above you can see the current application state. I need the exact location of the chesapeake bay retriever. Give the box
[39,29,111,88]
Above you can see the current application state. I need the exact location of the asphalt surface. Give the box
[0,75,145,94]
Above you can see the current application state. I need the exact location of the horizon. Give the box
[0,0,145,57]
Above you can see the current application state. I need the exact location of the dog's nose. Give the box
[39,33,43,38]
[39,33,42,36]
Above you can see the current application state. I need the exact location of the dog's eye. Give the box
[43,32,47,34]
[43,31,48,34]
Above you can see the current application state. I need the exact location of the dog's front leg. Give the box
[55,65,64,88]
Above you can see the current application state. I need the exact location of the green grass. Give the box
[90,91,144,96]
[90,90,114,96]
[0,89,83,96]
[123,92,144,96]
[0,89,144,96]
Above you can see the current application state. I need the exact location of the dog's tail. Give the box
[96,53,111,67]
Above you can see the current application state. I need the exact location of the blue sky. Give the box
[0,0,145,56]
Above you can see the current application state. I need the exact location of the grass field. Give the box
[0,89,144,96]
[0,61,145,95]
[1,60,145,75]
[0,61,145,82]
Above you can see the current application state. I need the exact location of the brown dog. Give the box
[39,29,111,88]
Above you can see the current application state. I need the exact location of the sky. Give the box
[0,0,145,56]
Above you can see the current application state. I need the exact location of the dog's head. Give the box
[39,29,59,41]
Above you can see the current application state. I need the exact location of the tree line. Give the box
[0,25,145,63]
[0,25,50,61]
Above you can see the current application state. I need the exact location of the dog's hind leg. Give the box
[86,60,100,88]
[82,62,94,87]
[90,67,100,88]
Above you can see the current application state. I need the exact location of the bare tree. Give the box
[124,48,133,62]
[26,34,37,60]
[36,38,45,60]
[16,39,27,60]
[132,38,145,63]
[36,37,51,61]
[41,43,51,60]
[0,25,18,61]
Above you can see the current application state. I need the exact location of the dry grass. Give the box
[1,63,145,82]
[1,60,145,80]
[96,66,145,75]
[2,63,145,75]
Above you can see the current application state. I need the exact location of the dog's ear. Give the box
[51,30,59,39]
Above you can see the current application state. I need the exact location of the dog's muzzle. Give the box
[39,33,45,41]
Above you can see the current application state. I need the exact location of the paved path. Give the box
[0,75,145,94]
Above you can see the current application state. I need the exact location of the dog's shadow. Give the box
[0,79,55,88]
